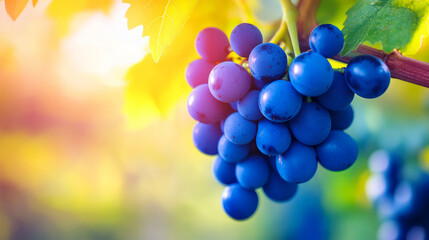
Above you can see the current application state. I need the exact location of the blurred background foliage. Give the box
[0,0,428,239]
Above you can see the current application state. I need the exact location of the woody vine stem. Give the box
[237,0,429,88]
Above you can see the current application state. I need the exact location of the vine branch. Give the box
[296,0,429,88]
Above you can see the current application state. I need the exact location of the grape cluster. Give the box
[186,23,391,220]
[366,150,429,240]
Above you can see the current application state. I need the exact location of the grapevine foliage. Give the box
[341,0,429,55]
[123,0,199,62]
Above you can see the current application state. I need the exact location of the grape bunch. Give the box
[366,150,429,240]
[186,23,391,220]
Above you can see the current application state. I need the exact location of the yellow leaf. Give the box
[32,0,37,7]
[123,0,242,128]
[124,0,199,62]
[4,0,30,20]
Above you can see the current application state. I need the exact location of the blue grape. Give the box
[195,27,230,62]
[236,155,270,189]
[256,119,292,155]
[218,135,250,163]
[221,183,258,220]
[248,43,288,82]
[187,84,229,124]
[259,80,302,122]
[212,156,237,185]
[330,105,354,130]
[345,55,390,99]
[192,122,223,155]
[289,51,334,97]
[224,112,257,145]
[316,130,358,171]
[185,59,216,88]
[263,169,298,202]
[309,24,344,58]
[230,23,263,58]
[277,141,318,183]
[289,102,331,146]
[208,61,252,103]
[238,90,263,121]
[316,71,354,111]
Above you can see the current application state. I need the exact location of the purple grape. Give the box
[224,112,257,145]
[249,43,288,83]
[187,84,229,124]
[185,59,216,88]
[208,61,252,103]
[230,23,263,58]
[195,27,230,62]
[238,90,263,121]
[212,156,237,185]
[192,122,223,155]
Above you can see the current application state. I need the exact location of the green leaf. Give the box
[341,0,429,55]
[124,0,199,62]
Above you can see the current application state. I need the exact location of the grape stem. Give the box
[270,0,301,58]
[296,0,429,88]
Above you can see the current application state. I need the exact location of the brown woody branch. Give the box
[296,0,429,88]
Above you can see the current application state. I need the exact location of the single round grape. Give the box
[316,71,354,111]
[195,27,230,62]
[185,59,216,88]
[248,43,288,83]
[309,24,344,58]
[289,51,334,97]
[230,23,263,58]
[263,169,298,202]
[277,141,318,184]
[192,122,223,155]
[238,90,263,121]
[218,135,250,163]
[345,55,391,99]
[236,155,270,189]
[329,105,354,130]
[208,61,252,103]
[187,84,229,124]
[221,183,258,220]
[316,130,358,171]
[256,119,291,155]
[289,102,331,146]
[259,80,302,122]
[224,112,257,145]
[212,156,237,185]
